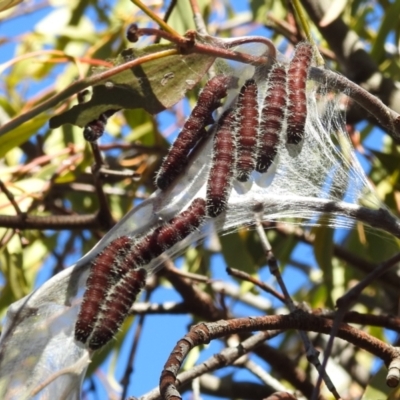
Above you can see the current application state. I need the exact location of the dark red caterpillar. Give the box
[127,197,207,267]
[235,79,259,182]
[87,267,147,350]
[83,109,119,142]
[286,42,313,144]
[83,198,207,349]
[206,109,237,218]
[156,75,233,190]
[74,236,132,344]
[256,64,287,173]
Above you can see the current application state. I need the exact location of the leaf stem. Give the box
[291,0,324,66]
[0,49,179,137]
[130,0,183,40]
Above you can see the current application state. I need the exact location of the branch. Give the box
[161,260,225,321]
[140,330,281,400]
[317,310,400,334]
[250,339,322,399]
[159,310,400,400]
[272,221,400,295]
[301,0,400,123]
[254,220,339,399]
[0,213,100,230]
[309,67,400,142]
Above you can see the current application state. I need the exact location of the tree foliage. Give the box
[1,1,400,399]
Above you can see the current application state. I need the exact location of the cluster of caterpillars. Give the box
[156,42,314,218]
[75,198,206,349]
[75,42,313,350]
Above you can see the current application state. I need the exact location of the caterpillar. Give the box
[156,75,233,190]
[256,64,287,173]
[235,79,259,182]
[206,109,237,218]
[87,267,147,350]
[83,109,119,142]
[286,42,313,144]
[83,198,207,349]
[74,236,132,344]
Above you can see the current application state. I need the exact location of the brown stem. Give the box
[254,220,339,399]
[121,288,154,399]
[226,267,285,303]
[0,180,23,215]
[0,213,100,230]
[161,260,224,321]
[160,310,400,400]
[309,66,400,143]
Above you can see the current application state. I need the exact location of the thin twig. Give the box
[121,288,154,399]
[189,0,208,35]
[240,359,295,395]
[309,67,400,142]
[226,267,285,303]
[90,143,115,230]
[0,179,23,215]
[159,310,400,400]
[128,301,188,315]
[161,260,224,321]
[130,0,183,39]
[336,251,400,310]
[272,221,400,292]
[154,0,178,44]
[0,36,272,137]
[140,330,281,400]
[313,251,400,399]
[254,220,340,400]
[0,213,100,230]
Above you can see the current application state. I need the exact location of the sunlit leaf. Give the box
[319,0,347,27]
[0,0,23,12]
[0,115,48,158]
[370,0,400,62]
[49,44,215,128]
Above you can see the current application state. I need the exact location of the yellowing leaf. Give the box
[0,0,23,12]
[0,115,48,158]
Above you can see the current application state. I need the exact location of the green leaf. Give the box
[0,115,48,158]
[370,0,400,62]
[362,364,397,400]
[220,232,257,275]
[312,224,334,308]
[49,44,215,128]
[267,230,298,269]
[2,238,29,299]
[369,149,400,175]
[251,0,284,24]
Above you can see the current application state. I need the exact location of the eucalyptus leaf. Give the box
[312,223,334,308]
[0,115,48,158]
[49,44,216,128]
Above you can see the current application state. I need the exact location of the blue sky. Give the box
[0,1,394,399]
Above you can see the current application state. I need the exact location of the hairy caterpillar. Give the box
[83,109,119,142]
[235,79,259,182]
[206,109,237,218]
[286,42,313,144]
[79,198,207,349]
[74,236,132,344]
[256,64,287,173]
[156,75,233,190]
